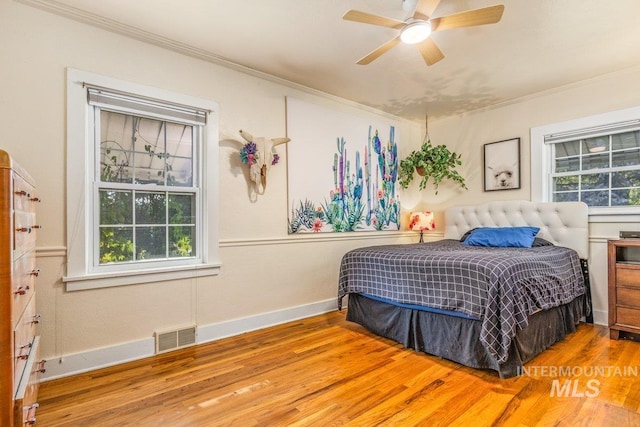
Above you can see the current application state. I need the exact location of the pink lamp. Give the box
[409,211,435,243]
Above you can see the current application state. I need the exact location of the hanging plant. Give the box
[398,115,467,194]
[398,139,467,194]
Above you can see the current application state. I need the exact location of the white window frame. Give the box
[531,105,640,223]
[64,68,221,290]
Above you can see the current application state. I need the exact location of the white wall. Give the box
[426,65,640,325]
[1,1,423,379]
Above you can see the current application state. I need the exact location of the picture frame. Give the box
[483,137,520,191]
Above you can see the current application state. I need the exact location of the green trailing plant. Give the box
[398,140,467,193]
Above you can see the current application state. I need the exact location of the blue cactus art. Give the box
[288,125,400,233]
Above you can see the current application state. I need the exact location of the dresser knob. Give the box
[32,225,42,229]
[32,314,42,324]
[30,269,40,277]
[18,343,32,360]
[25,403,39,425]
[16,227,31,233]
[15,190,28,196]
[14,286,29,295]
[37,360,47,374]
[30,196,41,202]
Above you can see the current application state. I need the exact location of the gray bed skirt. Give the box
[346,293,587,379]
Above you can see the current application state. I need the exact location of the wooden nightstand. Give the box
[608,239,640,340]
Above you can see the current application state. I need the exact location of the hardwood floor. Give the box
[38,310,640,426]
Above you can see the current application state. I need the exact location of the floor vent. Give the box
[155,326,197,354]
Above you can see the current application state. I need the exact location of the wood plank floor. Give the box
[37,310,640,426]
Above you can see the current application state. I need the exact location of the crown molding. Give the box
[15,0,414,124]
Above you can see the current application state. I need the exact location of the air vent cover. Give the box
[155,326,197,354]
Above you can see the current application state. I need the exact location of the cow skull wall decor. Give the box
[238,129,290,195]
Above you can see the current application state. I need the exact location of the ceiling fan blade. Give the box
[343,10,405,29]
[417,38,444,66]
[431,5,504,31]
[356,36,401,65]
[413,0,441,20]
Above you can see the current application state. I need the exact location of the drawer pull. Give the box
[16,227,31,233]
[37,360,47,374]
[30,269,41,277]
[30,196,42,202]
[14,286,30,295]
[18,343,32,360]
[32,225,42,230]
[32,313,42,324]
[15,190,29,197]
[25,403,39,425]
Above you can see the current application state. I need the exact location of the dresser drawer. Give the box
[617,287,640,309]
[616,264,640,289]
[11,250,36,327]
[14,336,41,427]
[12,174,36,214]
[13,210,37,257]
[616,306,640,329]
[13,296,37,393]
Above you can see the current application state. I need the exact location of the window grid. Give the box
[93,107,201,268]
[550,131,640,207]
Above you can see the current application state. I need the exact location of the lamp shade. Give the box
[409,211,435,231]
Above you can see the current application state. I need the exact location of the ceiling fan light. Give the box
[400,21,431,44]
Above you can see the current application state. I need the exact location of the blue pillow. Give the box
[462,226,540,248]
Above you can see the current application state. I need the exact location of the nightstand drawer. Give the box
[616,265,640,289]
[617,287,640,309]
[617,306,640,329]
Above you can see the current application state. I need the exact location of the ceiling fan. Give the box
[343,0,504,66]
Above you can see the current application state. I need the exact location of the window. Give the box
[531,106,640,220]
[550,130,640,207]
[65,69,220,290]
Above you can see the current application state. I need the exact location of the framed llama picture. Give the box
[483,138,520,191]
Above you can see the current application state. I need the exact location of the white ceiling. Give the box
[27,0,640,121]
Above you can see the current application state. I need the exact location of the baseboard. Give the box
[42,338,155,381]
[196,298,338,344]
[41,298,338,381]
[592,309,607,326]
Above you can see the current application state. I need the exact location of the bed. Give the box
[338,200,592,378]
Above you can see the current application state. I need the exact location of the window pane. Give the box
[135,117,167,185]
[100,111,134,183]
[136,226,166,260]
[169,226,195,257]
[581,190,609,207]
[581,172,609,190]
[100,227,133,263]
[169,194,195,224]
[553,192,579,202]
[555,140,580,157]
[135,192,166,224]
[611,189,640,206]
[555,157,580,173]
[582,137,608,155]
[553,176,578,191]
[582,153,609,170]
[166,122,193,187]
[100,190,132,225]
[612,170,640,188]
[612,149,640,168]
[612,131,640,150]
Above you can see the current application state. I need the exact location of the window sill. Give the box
[63,262,221,291]
[588,206,640,223]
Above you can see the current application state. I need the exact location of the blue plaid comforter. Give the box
[338,239,585,363]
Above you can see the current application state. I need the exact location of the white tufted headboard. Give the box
[444,200,589,259]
